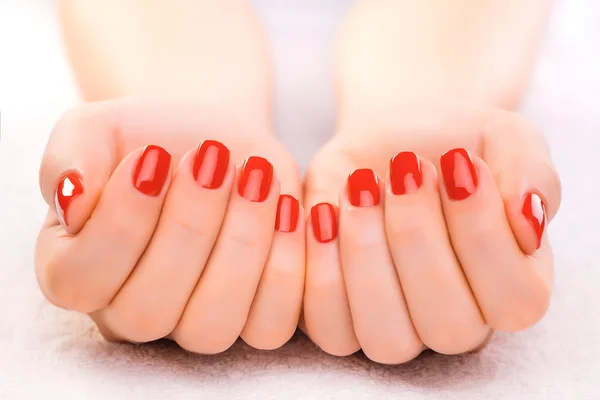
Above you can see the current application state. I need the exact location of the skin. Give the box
[35,0,561,362]
[303,0,559,362]
[41,0,304,352]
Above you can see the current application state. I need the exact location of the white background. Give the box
[0,1,599,399]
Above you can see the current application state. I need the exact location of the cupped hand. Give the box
[35,98,305,353]
[302,99,561,363]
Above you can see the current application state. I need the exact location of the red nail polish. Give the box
[390,151,422,195]
[238,156,273,202]
[132,145,171,196]
[348,169,380,207]
[55,173,83,227]
[440,148,478,200]
[192,140,230,189]
[311,203,337,243]
[522,193,546,249]
[275,194,300,233]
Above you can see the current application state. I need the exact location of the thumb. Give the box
[39,102,120,234]
[483,111,562,254]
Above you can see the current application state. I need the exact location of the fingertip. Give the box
[308,202,339,244]
[237,155,278,203]
[40,103,119,232]
[51,169,103,235]
[479,150,551,255]
[505,190,548,255]
[177,140,236,191]
[275,194,302,233]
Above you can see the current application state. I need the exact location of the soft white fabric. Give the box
[1,1,599,398]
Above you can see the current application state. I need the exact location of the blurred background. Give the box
[0,1,599,399]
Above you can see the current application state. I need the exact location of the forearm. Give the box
[334,0,551,119]
[58,0,272,128]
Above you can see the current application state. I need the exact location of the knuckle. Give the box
[386,217,431,248]
[219,229,263,249]
[422,323,491,355]
[106,308,174,344]
[263,259,305,283]
[343,227,388,252]
[303,313,360,357]
[241,327,294,351]
[92,317,124,343]
[362,337,423,365]
[172,323,238,355]
[487,287,551,332]
[107,213,150,246]
[172,213,213,240]
[514,295,551,331]
[241,306,300,351]
[455,217,499,248]
[317,338,361,358]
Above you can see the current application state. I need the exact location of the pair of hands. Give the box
[35,98,561,364]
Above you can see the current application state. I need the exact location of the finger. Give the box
[385,152,489,355]
[303,202,360,357]
[439,148,553,332]
[482,111,561,254]
[36,145,172,313]
[95,140,234,342]
[240,195,305,350]
[39,99,268,235]
[39,104,122,234]
[173,156,279,354]
[339,168,422,364]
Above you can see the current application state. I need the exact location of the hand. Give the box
[35,98,305,353]
[302,99,561,364]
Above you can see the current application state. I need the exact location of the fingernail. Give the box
[522,192,546,249]
[311,202,337,243]
[440,148,478,200]
[55,173,84,227]
[390,151,422,195]
[238,156,273,202]
[348,169,380,207]
[192,140,230,189]
[132,145,171,196]
[275,194,300,233]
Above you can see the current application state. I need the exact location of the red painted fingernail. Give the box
[55,173,84,227]
[390,151,422,195]
[238,156,273,202]
[440,148,478,200]
[311,203,337,243]
[275,194,300,233]
[132,145,171,196]
[193,140,230,189]
[348,169,380,207]
[522,193,546,249]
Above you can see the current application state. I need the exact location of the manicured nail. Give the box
[522,192,546,249]
[275,194,300,233]
[238,156,273,202]
[311,202,337,243]
[55,173,83,227]
[192,140,230,189]
[440,148,478,200]
[132,145,171,196]
[390,151,422,195]
[348,169,380,207]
